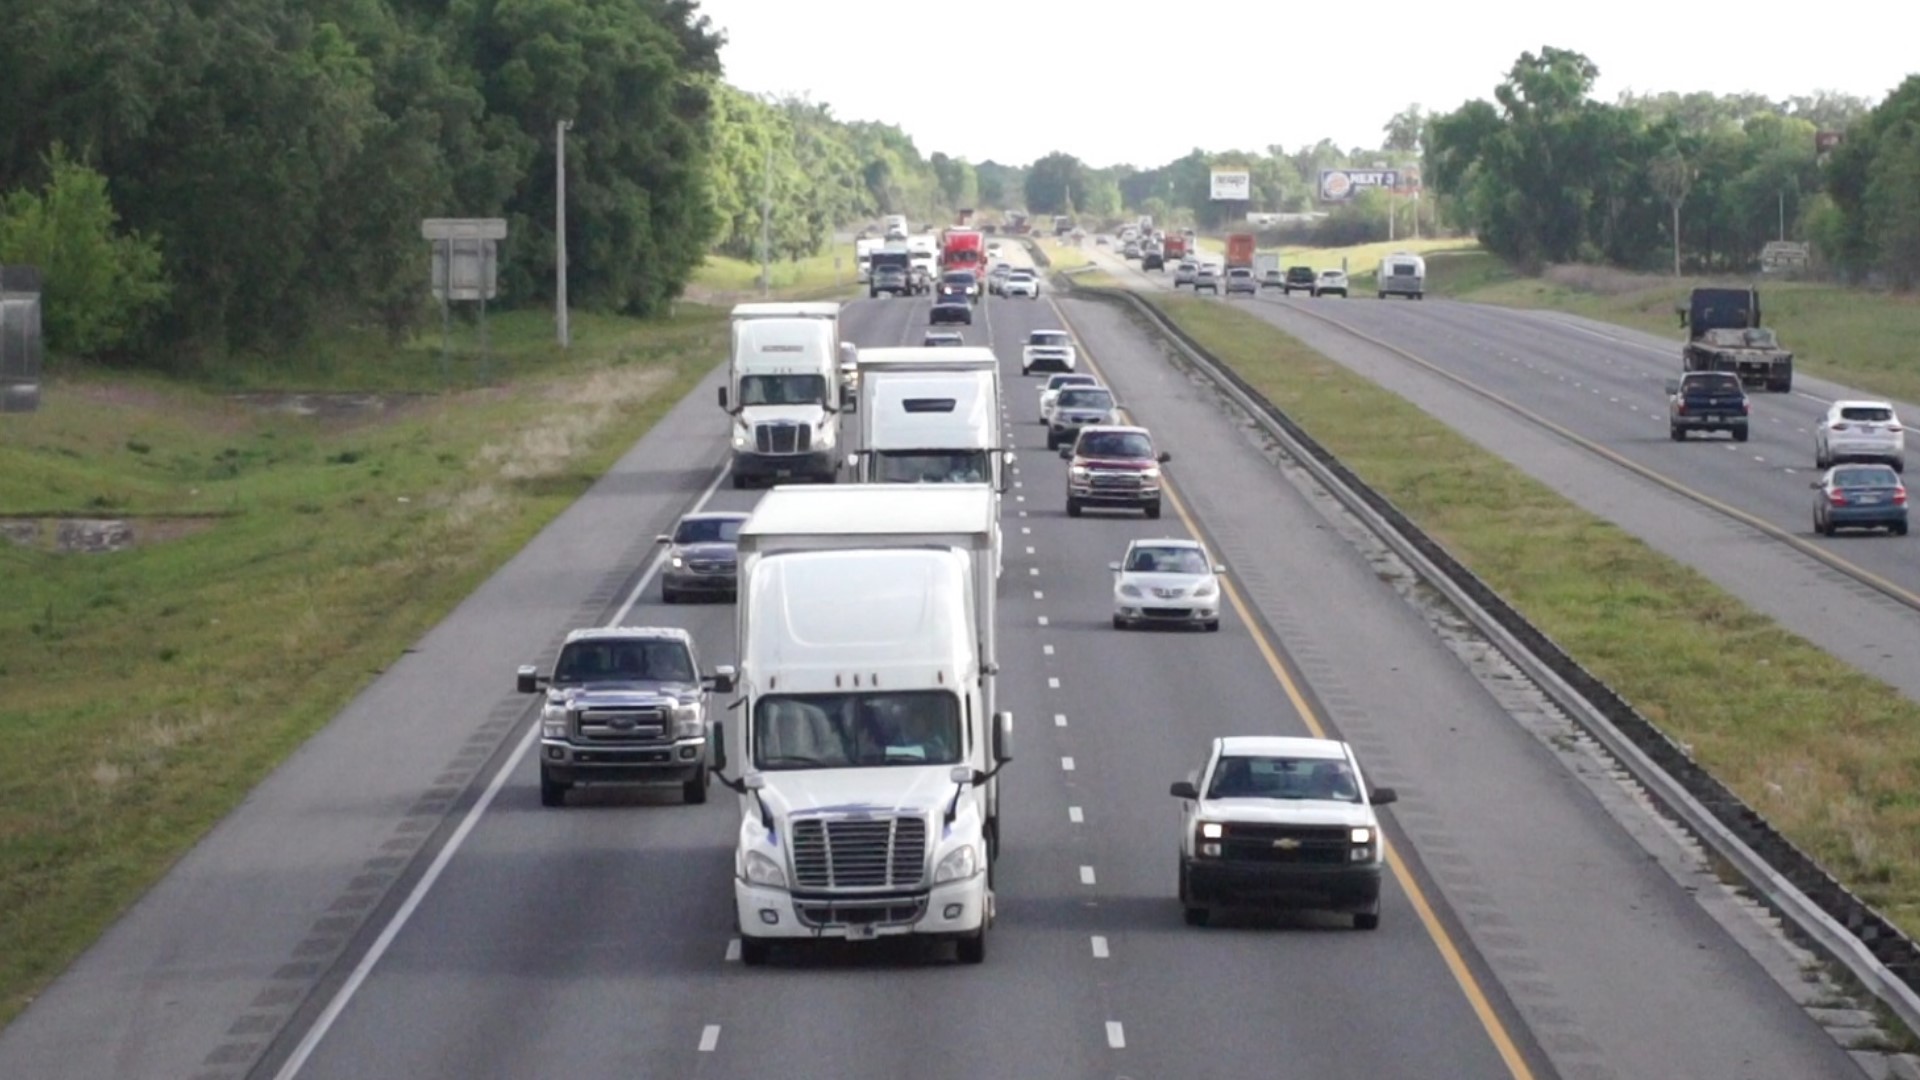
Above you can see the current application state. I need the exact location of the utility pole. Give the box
[759,139,773,297]
[555,119,572,348]
[1779,189,1787,241]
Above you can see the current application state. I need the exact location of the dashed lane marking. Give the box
[699,1025,721,1053]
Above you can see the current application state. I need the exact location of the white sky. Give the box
[695,0,1915,169]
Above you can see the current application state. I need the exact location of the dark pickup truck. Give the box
[1667,371,1750,442]
[1282,266,1317,296]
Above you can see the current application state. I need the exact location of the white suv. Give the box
[1815,400,1905,472]
[1171,735,1396,929]
[1002,270,1040,299]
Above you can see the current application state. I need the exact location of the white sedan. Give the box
[1039,373,1100,423]
[1110,538,1223,631]
[1002,270,1040,299]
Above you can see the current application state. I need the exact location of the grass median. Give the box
[0,296,740,1025]
[1137,292,1920,938]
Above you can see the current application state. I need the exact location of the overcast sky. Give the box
[695,0,1915,169]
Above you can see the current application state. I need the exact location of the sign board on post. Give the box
[1209,170,1251,201]
[1,265,45,414]
[422,218,506,302]
[1318,168,1401,202]
[1759,241,1811,272]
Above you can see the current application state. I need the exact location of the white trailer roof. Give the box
[739,484,996,552]
[856,346,998,372]
[730,302,841,321]
[867,372,996,449]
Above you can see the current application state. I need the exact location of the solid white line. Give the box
[1068,806,1083,823]
[724,938,741,962]
[1054,713,1067,727]
[1091,935,1110,959]
[273,465,729,1080]
[699,1025,721,1053]
[1061,756,1075,771]
[1106,1021,1126,1049]
[1080,865,1097,885]
[1043,644,1054,656]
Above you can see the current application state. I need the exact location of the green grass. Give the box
[0,306,725,1026]
[1423,250,1920,404]
[1034,236,1092,271]
[688,241,859,301]
[1137,292,1920,939]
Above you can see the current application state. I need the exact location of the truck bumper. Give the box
[736,876,988,941]
[540,738,707,785]
[1672,415,1747,432]
[1183,857,1382,912]
[731,450,835,483]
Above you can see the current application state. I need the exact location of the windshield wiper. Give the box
[760,754,834,767]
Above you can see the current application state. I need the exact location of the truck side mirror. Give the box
[707,665,736,694]
[516,664,543,694]
[655,533,672,544]
[1157,451,1172,463]
[717,386,728,410]
[1058,446,1072,459]
[1674,305,1688,325]
[1810,480,1824,489]
[1108,561,1121,572]
[1169,780,1198,799]
[711,720,726,772]
[993,710,1013,764]
[1370,786,1398,807]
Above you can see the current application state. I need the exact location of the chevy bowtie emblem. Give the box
[1272,837,1301,850]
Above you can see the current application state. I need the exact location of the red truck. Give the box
[941,228,986,295]
[1163,235,1189,262]
[1225,233,1256,269]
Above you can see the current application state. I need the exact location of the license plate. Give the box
[845,923,878,940]
[1858,495,1882,504]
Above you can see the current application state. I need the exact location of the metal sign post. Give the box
[1,265,45,414]
[422,218,506,386]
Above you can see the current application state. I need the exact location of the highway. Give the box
[1087,244,1920,704]
[0,249,1874,1079]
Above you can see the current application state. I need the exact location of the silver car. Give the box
[1174,260,1197,287]
[1047,385,1119,449]
[1224,267,1257,296]
[657,511,749,602]
[1192,266,1220,294]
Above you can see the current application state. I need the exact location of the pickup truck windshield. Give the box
[553,640,694,684]
[754,691,962,769]
[873,450,989,483]
[1077,431,1152,458]
[1685,374,1742,393]
[738,374,827,406]
[1209,756,1360,803]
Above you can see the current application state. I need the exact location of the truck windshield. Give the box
[553,640,695,684]
[754,691,963,769]
[874,450,989,483]
[1208,755,1360,803]
[738,374,827,406]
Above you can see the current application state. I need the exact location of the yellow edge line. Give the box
[1046,294,1539,1080]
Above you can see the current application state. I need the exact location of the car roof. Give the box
[1217,735,1348,760]
[1227,267,1252,274]
[562,626,695,645]
[1076,423,1148,436]
[1832,399,1896,410]
[1127,537,1201,550]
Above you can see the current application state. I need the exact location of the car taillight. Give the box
[1742,401,1752,414]
[1829,490,1848,507]
[1890,424,1904,433]
[1675,402,1687,415]
[1896,488,1909,506]
[1831,422,1849,431]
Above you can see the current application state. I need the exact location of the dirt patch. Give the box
[226,391,434,429]
[0,515,221,553]
[1541,263,1672,296]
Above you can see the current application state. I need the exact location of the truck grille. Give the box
[791,816,928,889]
[754,422,811,455]
[794,897,928,930]
[573,704,671,745]
[1219,824,1351,865]
[1089,472,1143,489]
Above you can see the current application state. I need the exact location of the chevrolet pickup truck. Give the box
[1667,371,1750,442]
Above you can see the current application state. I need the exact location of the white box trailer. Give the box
[723,484,1009,965]
[1377,252,1426,300]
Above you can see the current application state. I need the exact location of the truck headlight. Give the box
[1199,822,1224,839]
[542,721,567,739]
[731,427,751,449]
[1070,465,1089,478]
[673,705,704,739]
[1350,827,1373,845]
[745,851,786,889]
[934,844,980,883]
[671,556,684,568]
[1141,467,1161,480]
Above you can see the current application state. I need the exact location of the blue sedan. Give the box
[1811,464,1908,536]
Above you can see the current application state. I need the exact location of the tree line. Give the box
[0,0,969,366]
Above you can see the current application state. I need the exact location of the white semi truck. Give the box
[719,484,1009,966]
[721,303,848,488]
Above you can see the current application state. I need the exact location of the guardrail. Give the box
[1071,280,1920,1037]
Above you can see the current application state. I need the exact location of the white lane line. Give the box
[1080,865,1097,885]
[272,464,731,1080]
[1106,1022,1126,1049]
[1014,481,1023,489]
[1043,644,1054,656]
[1091,935,1110,959]
[1016,494,1025,502]
[699,1025,721,1053]
[1019,510,1028,518]
[1025,545,1035,554]
[1037,616,1049,626]
[1048,676,1060,689]
[1034,590,1045,600]
[1061,755,1075,771]
[1054,713,1067,727]
[1068,806,1084,823]
[1021,526,1031,535]
[1029,567,1039,576]
[724,938,740,962]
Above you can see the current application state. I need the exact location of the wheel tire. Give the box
[732,473,749,490]
[1895,521,1909,536]
[682,768,709,805]
[1353,911,1381,931]
[1204,619,1220,632]
[1815,513,1831,536]
[1816,447,1830,469]
[662,585,681,604]
[1045,433,1057,450]
[1112,614,1127,630]
[1144,500,1162,520]
[956,930,987,965]
[739,936,772,967]
[539,768,569,808]
[1067,498,1082,518]
[1734,426,1749,443]
[1183,905,1210,927]
[1669,426,1685,442]
[985,816,999,862]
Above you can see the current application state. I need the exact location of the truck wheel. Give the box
[662,585,681,604]
[683,768,709,805]
[739,936,772,967]
[1734,425,1749,443]
[1204,619,1220,632]
[1353,907,1381,931]
[1144,500,1162,520]
[539,768,569,808]
[1775,376,1793,393]
[1669,426,1685,442]
[732,473,749,490]
[1183,905,1210,927]
[1066,498,1082,518]
[956,929,986,965]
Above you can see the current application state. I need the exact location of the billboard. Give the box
[1210,170,1251,200]
[1318,168,1401,202]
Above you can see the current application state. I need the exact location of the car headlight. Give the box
[1118,583,1142,598]
[1070,465,1089,478]
[1350,827,1373,844]
[934,844,980,883]
[542,721,567,739]
[1200,822,1224,839]
[1141,467,1161,480]
[1192,580,1217,598]
[671,555,684,568]
[745,850,786,889]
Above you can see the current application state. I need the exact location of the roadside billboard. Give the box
[1209,170,1251,201]
[1318,168,1401,202]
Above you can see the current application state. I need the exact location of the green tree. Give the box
[1024,152,1089,215]
[0,146,169,359]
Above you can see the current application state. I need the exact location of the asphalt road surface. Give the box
[1088,245,1920,705]
[0,254,1868,1080]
